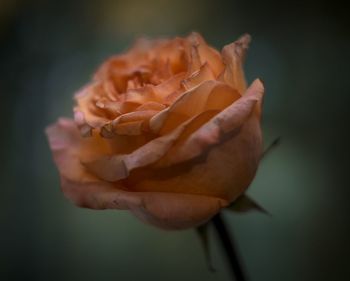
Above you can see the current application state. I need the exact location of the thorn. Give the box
[261,137,281,160]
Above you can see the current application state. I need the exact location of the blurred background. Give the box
[1,0,349,280]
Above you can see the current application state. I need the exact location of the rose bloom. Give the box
[46,33,264,230]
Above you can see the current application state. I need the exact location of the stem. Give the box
[212,213,248,281]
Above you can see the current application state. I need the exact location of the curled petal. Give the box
[150,80,240,135]
[182,63,215,91]
[113,121,144,136]
[149,81,216,134]
[74,83,110,128]
[160,79,264,166]
[188,43,202,74]
[152,73,186,103]
[115,101,140,115]
[46,118,103,182]
[219,34,251,94]
[107,110,159,136]
[113,110,159,124]
[83,111,218,182]
[126,79,264,201]
[187,32,225,77]
[136,102,166,111]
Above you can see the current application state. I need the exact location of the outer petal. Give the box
[149,80,240,135]
[46,119,227,230]
[187,32,225,77]
[83,111,219,182]
[219,34,251,94]
[160,79,264,165]
[45,118,109,182]
[59,178,228,230]
[73,82,124,132]
[84,81,243,183]
[126,79,264,202]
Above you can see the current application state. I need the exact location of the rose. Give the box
[46,33,264,230]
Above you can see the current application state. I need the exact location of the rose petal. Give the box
[94,56,129,82]
[105,110,160,136]
[46,118,103,182]
[187,32,225,77]
[149,80,240,135]
[74,83,110,128]
[126,79,264,201]
[136,101,166,111]
[188,43,202,74]
[102,79,119,101]
[60,177,228,230]
[113,110,159,124]
[149,59,172,84]
[113,121,144,136]
[152,73,186,103]
[124,86,157,104]
[182,63,215,91]
[219,34,251,94]
[149,81,215,134]
[83,110,218,182]
[153,38,189,74]
[46,119,227,230]
[160,79,264,165]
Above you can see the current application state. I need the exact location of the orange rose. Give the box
[46,33,264,230]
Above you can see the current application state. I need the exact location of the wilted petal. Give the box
[46,118,106,182]
[149,80,240,135]
[188,44,202,74]
[182,63,215,91]
[74,83,110,128]
[152,73,186,103]
[149,82,214,134]
[126,79,264,201]
[219,34,251,94]
[187,32,225,77]
[136,101,166,111]
[83,111,218,182]
[161,79,264,165]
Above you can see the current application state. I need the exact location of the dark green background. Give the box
[1,0,349,280]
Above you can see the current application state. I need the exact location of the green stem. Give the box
[212,213,248,281]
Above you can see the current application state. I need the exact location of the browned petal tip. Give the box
[257,77,265,87]
[100,123,115,138]
[250,78,265,96]
[237,33,252,47]
[188,32,203,43]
